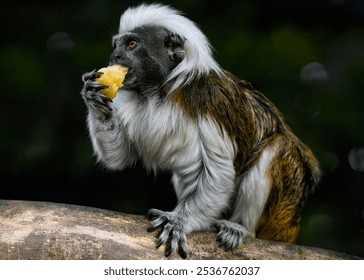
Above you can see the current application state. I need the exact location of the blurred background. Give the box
[1,0,363,258]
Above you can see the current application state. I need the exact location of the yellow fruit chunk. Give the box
[95,65,128,99]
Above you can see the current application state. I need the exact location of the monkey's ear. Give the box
[165,33,186,63]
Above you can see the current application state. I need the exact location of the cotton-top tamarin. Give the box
[81,3,321,259]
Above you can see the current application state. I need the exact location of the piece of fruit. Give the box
[95,65,128,99]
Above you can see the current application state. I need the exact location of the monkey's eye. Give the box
[127,41,137,49]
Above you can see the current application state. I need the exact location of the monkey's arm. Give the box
[146,118,237,258]
[81,71,137,170]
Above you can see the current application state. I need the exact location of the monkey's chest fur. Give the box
[115,72,265,173]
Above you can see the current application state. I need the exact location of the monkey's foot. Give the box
[213,220,250,250]
[146,208,188,259]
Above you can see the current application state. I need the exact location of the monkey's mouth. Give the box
[125,66,132,77]
[122,67,135,89]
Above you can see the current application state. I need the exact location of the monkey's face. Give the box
[110,25,185,93]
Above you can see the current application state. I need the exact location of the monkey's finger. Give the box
[229,233,243,249]
[145,208,166,220]
[157,223,173,243]
[222,232,236,249]
[232,230,244,246]
[84,81,109,92]
[91,92,113,105]
[164,234,177,257]
[82,69,103,82]
[147,226,157,233]
[147,223,161,232]
[155,238,165,249]
[94,71,104,78]
[156,221,173,248]
[165,229,187,259]
[150,217,166,228]
[216,227,244,250]
[216,229,229,241]
[164,241,173,257]
[178,246,187,259]
[168,233,179,255]
[147,218,168,232]
[177,235,188,259]
[82,70,96,82]
[82,90,113,109]
[216,230,232,248]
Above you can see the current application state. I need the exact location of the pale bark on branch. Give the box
[0,200,360,260]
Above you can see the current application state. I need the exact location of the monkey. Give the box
[80,3,321,259]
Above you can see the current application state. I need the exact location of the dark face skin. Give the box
[110,25,185,93]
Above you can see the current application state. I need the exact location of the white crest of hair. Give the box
[118,3,223,91]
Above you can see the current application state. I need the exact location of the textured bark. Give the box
[0,200,360,260]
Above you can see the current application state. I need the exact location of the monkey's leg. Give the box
[254,139,319,243]
[214,145,276,249]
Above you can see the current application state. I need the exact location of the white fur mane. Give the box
[118,3,223,91]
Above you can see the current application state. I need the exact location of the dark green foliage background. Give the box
[1,0,363,257]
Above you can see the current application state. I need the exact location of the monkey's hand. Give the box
[81,70,113,118]
[146,208,188,259]
[213,220,250,250]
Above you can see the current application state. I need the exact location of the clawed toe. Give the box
[82,69,103,82]
[213,220,248,250]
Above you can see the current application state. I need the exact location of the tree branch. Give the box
[0,200,360,260]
